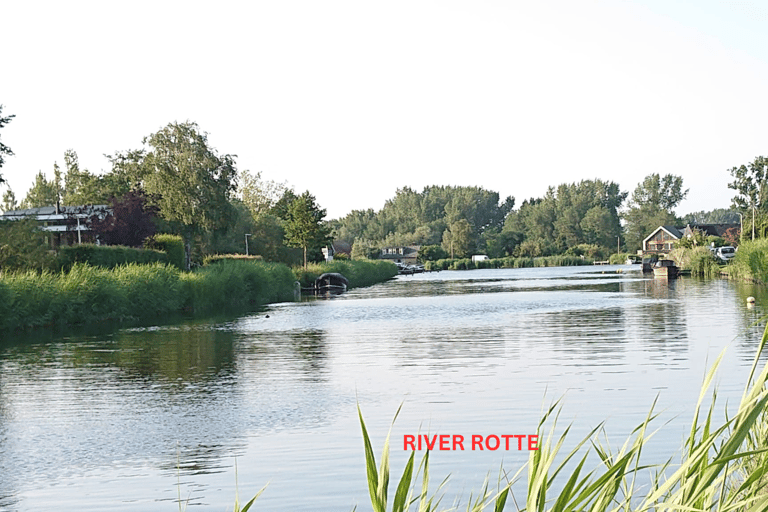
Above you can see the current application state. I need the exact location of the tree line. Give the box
[1,120,331,270]
[332,175,693,260]
[1,105,763,267]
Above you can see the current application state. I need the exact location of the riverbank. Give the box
[0,258,398,333]
[424,254,591,271]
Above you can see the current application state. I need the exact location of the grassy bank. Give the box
[424,254,591,271]
[293,259,398,288]
[0,258,399,333]
[0,260,297,332]
[728,239,768,283]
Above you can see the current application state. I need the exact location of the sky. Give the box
[1,0,768,220]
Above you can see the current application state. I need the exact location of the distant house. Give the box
[642,223,740,253]
[0,205,110,247]
[380,246,420,265]
[643,226,683,253]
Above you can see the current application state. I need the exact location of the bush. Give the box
[729,239,768,283]
[146,234,185,270]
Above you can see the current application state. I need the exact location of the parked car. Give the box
[715,246,736,262]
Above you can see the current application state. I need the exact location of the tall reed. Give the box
[728,239,768,283]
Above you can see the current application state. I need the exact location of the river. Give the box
[1,265,767,511]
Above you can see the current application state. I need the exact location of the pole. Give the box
[617,236,620,255]
[245,233,251,256]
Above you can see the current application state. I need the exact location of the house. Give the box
[380,246,420,265]
[0,205,110,247]
[643,226,683,253]
[642,223,740,253]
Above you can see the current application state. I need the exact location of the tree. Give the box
[87,190,158,247]
[442,219,472,258]
[1,188,17,213]
[622,173,688,250]
[0,105,15,182]
[20,171,58,208]
[239,169,288,218]
[728,156,768,240]
[283,191,332,267]
[137,121,238,268]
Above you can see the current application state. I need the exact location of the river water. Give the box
[1,265,767,511]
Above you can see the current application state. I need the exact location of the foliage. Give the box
[239,169,288,217]
[418,244,449,262]
[0,218,54,272]
[20,170,58,208]
[669,247,721,278]
[129,121,238,268]
[0,104,14,179]
[442,219,472,258]
[728,156,768,212]
[681,208,741,225]
[283,190,332,267]
[203,254,262,265]
[334,186,514,254]
[728,239,768,283]
[1,188,17,212]
[675,228,709,249]
[0,259,300,332]
[622,173,687,250]
[87,190,158,247]
[146,234,185,270]
[424,254,590,271]
[56,244,168,271]
[352,238,382,260]
[502,180,626,257]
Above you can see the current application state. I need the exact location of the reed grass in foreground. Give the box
[357,322,768,512]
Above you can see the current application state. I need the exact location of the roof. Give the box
[1,205,110,220]
[684,224,740,237]
[642,225,683,245]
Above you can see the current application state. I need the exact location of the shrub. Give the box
[146,234,185,270]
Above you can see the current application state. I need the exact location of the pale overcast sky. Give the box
[2,0,767,219]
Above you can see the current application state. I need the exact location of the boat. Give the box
[313,272,349,295]
[652,259,679,279]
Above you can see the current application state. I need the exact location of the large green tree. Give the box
[283,190,332,267]
[0,105,14,182]
[728,156,768,240]
[135,121,238,268]
[622,173,688,250]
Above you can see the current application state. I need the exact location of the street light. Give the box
[245,233,252,256]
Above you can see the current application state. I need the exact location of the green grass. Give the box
[0,259,298,332]
[728,239,768,283]
[424,255,591,271]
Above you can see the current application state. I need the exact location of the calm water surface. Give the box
[1,266,768,511]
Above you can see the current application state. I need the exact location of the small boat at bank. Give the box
[653,259,679,279]
[312,272,349,295]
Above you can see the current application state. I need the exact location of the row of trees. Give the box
[332,175,691,259]
[1,120,331,269]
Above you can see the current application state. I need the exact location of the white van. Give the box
[715,246,736,262]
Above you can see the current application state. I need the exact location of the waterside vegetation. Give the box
[0,258,396,333]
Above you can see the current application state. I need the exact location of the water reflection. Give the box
[1,267,767,511]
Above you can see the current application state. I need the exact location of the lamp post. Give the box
[245,233,252,256]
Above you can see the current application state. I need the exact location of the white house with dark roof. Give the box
[0,205,110,246]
